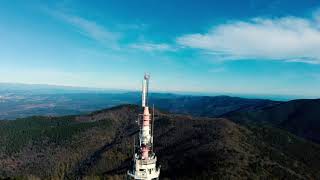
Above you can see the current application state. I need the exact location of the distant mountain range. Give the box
[0,83,181,120]
[0,92,280,120]
[0,82,282,120]
[0,105,319,179]
[0,82,316,120]
[152,95,280,117]
[1,83,319,145]
[225,99,320,144]
[153,96,320,144]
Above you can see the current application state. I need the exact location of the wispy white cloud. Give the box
[43,4,179,53]
[129,42,176,52]
[177,13,320,64]
[48,10,175,53]
[49,10,121,49]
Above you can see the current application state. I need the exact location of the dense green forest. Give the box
[0,105,319,179]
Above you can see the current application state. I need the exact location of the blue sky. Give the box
[0,0,320,97]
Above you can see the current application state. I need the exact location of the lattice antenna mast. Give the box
[127,74,160,180]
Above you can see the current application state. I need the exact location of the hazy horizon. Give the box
[0,81,317,101]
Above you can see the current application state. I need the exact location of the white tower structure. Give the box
[127,74,160,180]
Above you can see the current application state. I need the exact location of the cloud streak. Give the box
[50,11,120,49]
[129,42,175,52]
[177,14,320,64]
[49,11,173,53]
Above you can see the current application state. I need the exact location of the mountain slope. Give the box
[226,99,320,143]
[152,95,279,117]
[0,105,319,179]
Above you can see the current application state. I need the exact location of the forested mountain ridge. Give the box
[225,99,320,143]
[152,95,280,117]
[0,105,319,179]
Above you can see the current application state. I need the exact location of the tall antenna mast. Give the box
[127,74,161,180]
